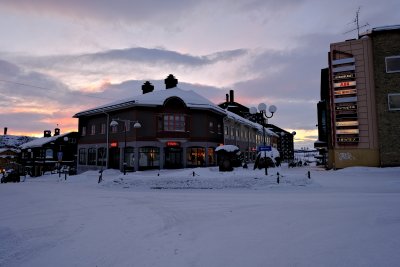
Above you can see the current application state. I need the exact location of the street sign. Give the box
[258,146,272,151]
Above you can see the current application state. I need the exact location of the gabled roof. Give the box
[0,148,20,154]
[20,132,72,149]
[74,87,226,117]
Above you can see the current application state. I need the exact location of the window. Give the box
[88,148,96,165]
[90,125,96,135]
[139,147,160,169]
[186,147,205,166]
[111,124,118,133]
[97,147,106,166]
[82,126,86,136]
[125,121,130,132]
[100,123,106,134]
[207,148,216,166]
[209,122,214,133]
[386,56,400,73]
[388,93,400,110]
[124,147,135,168]
[163,114,185,132]
[217,124,222,134]
[79,148,87,165]
[224,126,229,135]
[45,149,53,159]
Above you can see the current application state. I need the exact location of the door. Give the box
[109,147,120,169]
[164,147,182,169]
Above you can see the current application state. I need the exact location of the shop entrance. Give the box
[109,147,120,169]
[164,147,182,169]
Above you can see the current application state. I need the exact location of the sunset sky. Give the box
[0,0,399,148]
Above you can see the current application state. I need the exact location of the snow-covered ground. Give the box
[1,164,400,267]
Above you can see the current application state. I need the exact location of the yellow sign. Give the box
[336,121,359,127]
[336,129,359,134]
[334,89,357,95]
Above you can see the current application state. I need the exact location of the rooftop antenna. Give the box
[344,7,369,39]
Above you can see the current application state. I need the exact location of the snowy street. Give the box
[1,166,400,267]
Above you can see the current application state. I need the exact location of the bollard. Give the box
[277,172,280,184]
[64,172,67,181]
[98,170,103,183]
[307,171,311,179]
[192,171,195,177]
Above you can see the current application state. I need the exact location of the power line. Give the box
[0,79,114,101]
[343,7,369,38]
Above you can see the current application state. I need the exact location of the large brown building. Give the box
[73,75,277,172]
[315,25,400,168]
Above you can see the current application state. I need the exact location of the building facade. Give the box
[20,129,78,176]
[316,25,400,168]
[74,75,278,172]
[266,124,295,162]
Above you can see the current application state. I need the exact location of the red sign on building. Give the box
[166,141,181,147]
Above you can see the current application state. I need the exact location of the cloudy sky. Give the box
[0,0,398,148]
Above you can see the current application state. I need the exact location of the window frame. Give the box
[388,93,400,111]
[78,148,87,165]
[90,124,96,135]
[87,147,96,165]
[163,114,186,132]
[385,56,400,73]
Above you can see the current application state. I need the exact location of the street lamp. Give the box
[250,103,277,175]
[110,119,142,175]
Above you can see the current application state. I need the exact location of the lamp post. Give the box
[250,103,277,175]
[110,119,142,175]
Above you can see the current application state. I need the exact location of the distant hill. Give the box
[0,135,36,148]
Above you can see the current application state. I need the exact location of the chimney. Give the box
[44,130,51,137]
[229,90,234,103]
[165,74,178,89]
[142,81,154,94]
[226,94,229,103]
[54,128,60,136]
[4,127,7,135]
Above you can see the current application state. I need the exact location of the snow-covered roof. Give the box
[225,110,279,137]
[258,147,280,159]
[74,86,281,139]
[215,145,239,152]
[0,148,19,154]
[20,132,72,149]
[360,24,400,36]
[74,87,226,117]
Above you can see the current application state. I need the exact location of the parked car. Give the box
[1,169,21,183]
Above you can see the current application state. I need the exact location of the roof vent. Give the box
[142,81,154,94]
[229,90,234,103]
[44,130,51,137]
[165,74,178,89]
